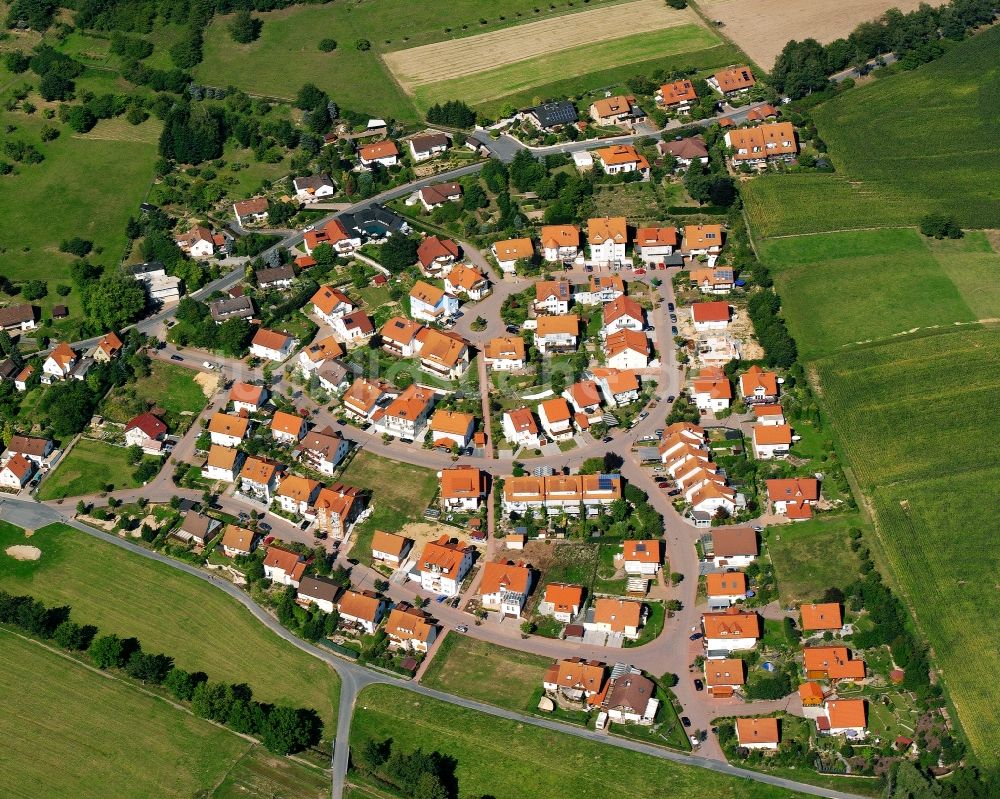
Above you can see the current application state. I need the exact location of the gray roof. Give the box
[210,295,255,321]
[0,304,35,328]
[531,100,578,128]
[255,265,296,285]
[341,204,408,239]
[410,132,449,152]
[179,513,220,542]
[660,136,709,159]
[293,173,335,192]
[129,261,166,277]
[298,575,340,604]
[0,358,17,380]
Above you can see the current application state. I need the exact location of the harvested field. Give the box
[698,0,926,69]
[384,0,703,89]
[76,116,163,145]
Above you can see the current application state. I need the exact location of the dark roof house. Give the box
[529,101,579,129]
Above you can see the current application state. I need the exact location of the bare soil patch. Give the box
[384,0,701,88]
[193,372,220,398]
[398,521,481,556]
[698,0,927,69]
[6,545,42,561]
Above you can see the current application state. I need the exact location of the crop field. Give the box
[0,522,341,730]
[765,514,864,605]
[351,685,805,799]
[758,229,995,359]
[0,630,329,799]
[697,0,925,69]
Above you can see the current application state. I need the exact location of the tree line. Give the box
[0,589,323,755]
[353,736,458,799]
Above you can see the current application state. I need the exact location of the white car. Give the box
[202,361,214,370]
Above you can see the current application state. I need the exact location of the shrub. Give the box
[318,38,337,52]
[355,39,371,51]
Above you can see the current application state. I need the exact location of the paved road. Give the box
[0,497,864,799]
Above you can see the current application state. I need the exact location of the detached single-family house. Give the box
[124,412,167,450]
[589,94,643,126]
[408,132,449,161]
[338,590,386,634]
[271,410,307,444]
[692,368,732,413]
[752,424,792,459]
[689,267,735,295]
[588,216,628,266]
[534,315,578,354]
[539,583,585,622]
[297,575,340,614]
[43,343,77,382]
[0,453,34,490]
[540,225,580,263]
[333,310,374,342]
[220,524,255,557]
[706,572,748,608]
[491,237,534,273]
[342,377,395,422]
[417,535,475,597]
[409,280,459,324]
[311,285,355,325]
[293,174,335,203]
[209,412,250,448]
[93,332,123,363]
[736,717,780,750]
[543,658,607,704]
[657,79,698,110]
[766,477,820,520]
[602,671,659,725]
[313,484,365,540]
[602,295,644,336]
[250,329,296,361]
[692,301,731,331]
[538,397,574,442]
[256,265,296,291]
[0,303,36,331]
[297,429,349,476]
[587,598,643,639]
[380,316,423,357]
[592,367,640,406]
[415,327,470,380]
[429,409,475,451]
[14,365,34,391]
[205,445,244,482]
[801,602,843,633]
[385,604,438,652]
[740,365,779,404]
[593,145,649,178]
[479,561,533,618]
[417,236,460,276]
[709,65,756,95]
[683,225,725,263]
[709,527,758,569]
[725,122,798,168]
[605,330,650,371]
[819,699,867,738]
[622,540,662,576]
[263,546,307,587]
[445,263,489,301]
[210,296,255,324]
[357,140,399,168]
[417,182,462,212]
[701,608,761,651]
[502,407,543,449]
[535,280,572,315]
[6,435,53,466]
[233,197,269,226]
[658,136,710,168]
[704,658,746,697]
[582,274,625,305]
[634,226,678,265]
[298,336,343,374]
[175,513,221,546]
[803,646,866,682]
[372,383,435,441]
[525,100,578,130]
[484,335,525,371]
[371,530,412,568]
[439,466,486,512]
[238,456,281,502]
[564,380,603,424]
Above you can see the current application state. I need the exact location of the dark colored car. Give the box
[668,302,675,311]
[170,354,183,361]
[668,489,681,497]
[681,716,692,728]
[671,326,679,335]
[667,395,675,403]
[669,313,677,323]
[689,632,703,641]
[693,679,704,691]
[657,481,671,489]
[602,436,613,443]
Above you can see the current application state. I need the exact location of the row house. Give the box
[501,473,622,516]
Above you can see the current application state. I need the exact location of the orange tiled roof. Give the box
[800,603,842,631]
[736,717,779,745]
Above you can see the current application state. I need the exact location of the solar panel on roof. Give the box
[598,474,616,490]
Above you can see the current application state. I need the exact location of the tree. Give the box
[126,443,143,465]
[59,237,93,257]
[355,38,371,51]
[21,280,47,300]
[919,213,962,239]
[770,39,831,98]
[84,272,147,329]
[90,634,134,669]
[229,9,262,43]
[379,235,418,273]
[39,380,96,437]
[259,706,321,755]
[318,38,337,52]
[125,650,174,684]
[165,667,205,701]
[53,620,96,651]
[192,681,237,722]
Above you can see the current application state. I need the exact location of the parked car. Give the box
[170,354,184,361]
[693,679,704,691]
[202,361,214,369]
[456,624,469,633]
[667,395,675,403]
[505,325,519,334]
[668,302,675,311]
[681,716,692,728]
[638,411,649,421]
[634,268,646,275]
[689,632,703,641]
[258,522,271,531]
[668,489,681,497]
[669,313,677,323]
[602,436,613,443]
[657,481,671,489]
[671,326,678,335]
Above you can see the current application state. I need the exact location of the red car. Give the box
[634,268,646,275]
[657,481,672,489]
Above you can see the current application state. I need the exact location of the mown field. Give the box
[37,439,151,500]
[0,630,329,799]
[351,684,806,799]
[0,522,341,731]
[759,229,997,359]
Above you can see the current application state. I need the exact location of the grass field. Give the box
[351,684,806,799]
[340,451,438,565]
[0,630,330,799]
[101,359,213,434]
[37,439,152,500]
[758,229,995,359]
[766,514,864,605]
[0,522,341,731]
[420,633,552,711]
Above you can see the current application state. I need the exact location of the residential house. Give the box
[622,540,662,576]
[429,409,475,450]
[689,479,739,517]
[337,589,385,634]
[634,226,678,265]
[479,561,533,618]
[736,717,780,750]
[740,365,779,404]
[408,132,449,161]
[317,360,351,394]
[417,182,462,212]
[658,421,706,459]
[682,225,725,263]
[210,296,255,324]
[238,457,280,502]
[704,658,746,697]
[417,535,475,597]
[543,658,607,704]
[803,647,866,682]
[753,404,786,426]
[689,267,735,294]
[297,429,349,476]
[706,572,748,608]
[303,219,362,256]
[563,380,603,425]
[709,65,756,95]
[220,524,255,557]
[274,474,321,517]
[124,412,167,450]
[357,140,399,168]
[298,335,343,374]
[5,435,53,466]
[701,607,761,651]
[271,410,307,444]
[13,365,34,391]
[42,343,76,382]
[372,383,435,441]
[752,424,792,459]
[226,384,265,416]
[587,598,643,639]
[658,136,709,168]
[725,123,798,167]
[204,445,244,483]
[333,310,374,342]
[250,329,296,361]
[175,513,221,546]
[256,265,296,291]
[745,104,779,122]
[580,274,625,305]
[602,296,644,336]
[766,477,820,520]
[592,367,641,406]
[538,397,574,441]
[439,466,486,512]
[800,603,843,633]
[342,377,394,421]
[340,204,409,242]
[539,225,580,263]
[483,335,526,371]
[502,473,622,516]
[502,407,543,449]
[692,368,732,413]
[691,301,731,331]
[311,285,355,325]
[384,604,437,652]
[93,332,123,363]
[535,280,572,315]
[209,412,250,448]
[0,453,34,490]
[131,261,180,303]
[409,280,459,324]
[589,94,643,126]
[415,327,470,379]
[293,174,335,203]
[491,237,534,273]
[709,527,758,569]
[539,584,585,622]
[297,575,340,614]
[525,100,578,130]
[593,145,649,178]
[534,315,578,354]
[819,699,867,738]
[233,197,269,226]
[313,484,365,540]
[799,681,826,708]
[263,546,307,587]
[0,303,35,331]
[602,671,659,725]
[657,79,698,110]
[380,316,423,357]
[444,263,489,301]
[588,216,629,266]
[371,530,412,567]
[417,236,460,276]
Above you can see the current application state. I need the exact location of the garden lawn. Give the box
[351,684,807,799]
[420,633,551,712]
[0,522,340,732]
[341,451,438,565]
[0,630,329,799]
[136,361,211,424]
[766,514,864,606]
[759,228,983,360]
[37,439,153,500]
